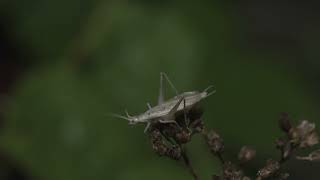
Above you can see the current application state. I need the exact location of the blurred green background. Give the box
[1,1,320,179]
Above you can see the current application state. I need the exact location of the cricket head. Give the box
[110,110,139,125]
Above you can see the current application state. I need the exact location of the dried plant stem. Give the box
[180,145,199,180]
[216,152,225,165]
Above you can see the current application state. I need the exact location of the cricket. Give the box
[112,72,215,132]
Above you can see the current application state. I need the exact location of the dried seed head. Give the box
[257,159,280,179]
[175,129,191,144]
[150,129,169,156]
[212,175,222,180]
[206,130,224,154]
[150,129,162,142]
[166,145,181,160]
[238,146,256,163]
[296,120,319,148]
[242,176,251,180]
[299,131,319,148]
[277,173,290,180]
[223,161,244,180]
[152,141,168,156]
[190,118,204,134]
[288,127,300,145]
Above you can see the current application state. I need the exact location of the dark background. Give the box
[0,1,320,179]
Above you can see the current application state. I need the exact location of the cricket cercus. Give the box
[112,72,215,133]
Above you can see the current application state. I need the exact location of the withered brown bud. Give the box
[242,176,251,180]
[277,173,289,180]
[212,175,222,180]
[150,129,168,156]
[206,130,224,154]
[257,159,280,179]
[166,145,181,160]
[150,129,162,142]
[289,120,319,148]
[238,146,256,163]
[295,120,319,148]
[279,113,292,133]
[175,129,191,144]
[152,142,168,156]
[223,161,244,180]
[190,118,204,134]
[302,131,319,148]
[288,127,300,145]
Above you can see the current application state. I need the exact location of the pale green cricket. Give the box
[112,72,215,132]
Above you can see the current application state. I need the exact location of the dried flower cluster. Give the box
[148,105,204,158]
[148,105,204,180]
[255,113,319,180]
[204,129,255,180]
[256,113,318,179]
[145,110,319,180]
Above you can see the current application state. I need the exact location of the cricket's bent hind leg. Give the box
[158,73,165,105]
[161,72,179,96]
[183,99,190,127]
[158,72,179,105]
[158,96,185,128]
[167,96,184,117]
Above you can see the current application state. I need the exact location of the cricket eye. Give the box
[129,118,137,125]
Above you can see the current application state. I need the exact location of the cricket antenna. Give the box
[203,85,216,97]
[107,113,132,121]
[125,109,132,118]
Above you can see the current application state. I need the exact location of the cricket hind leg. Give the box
[158,72,165,105]
[183,99,190,127]
[159,118,182,130]
[158,96,185,128]
[158,72,179,105]
[161,72,179,96]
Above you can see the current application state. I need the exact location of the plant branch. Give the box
[181,146,199,180]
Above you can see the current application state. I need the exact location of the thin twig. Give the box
[216,152,225,165]
[181,145,199,180]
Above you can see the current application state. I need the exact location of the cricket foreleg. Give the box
[144,122,152,133]
[159,119,178,124]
